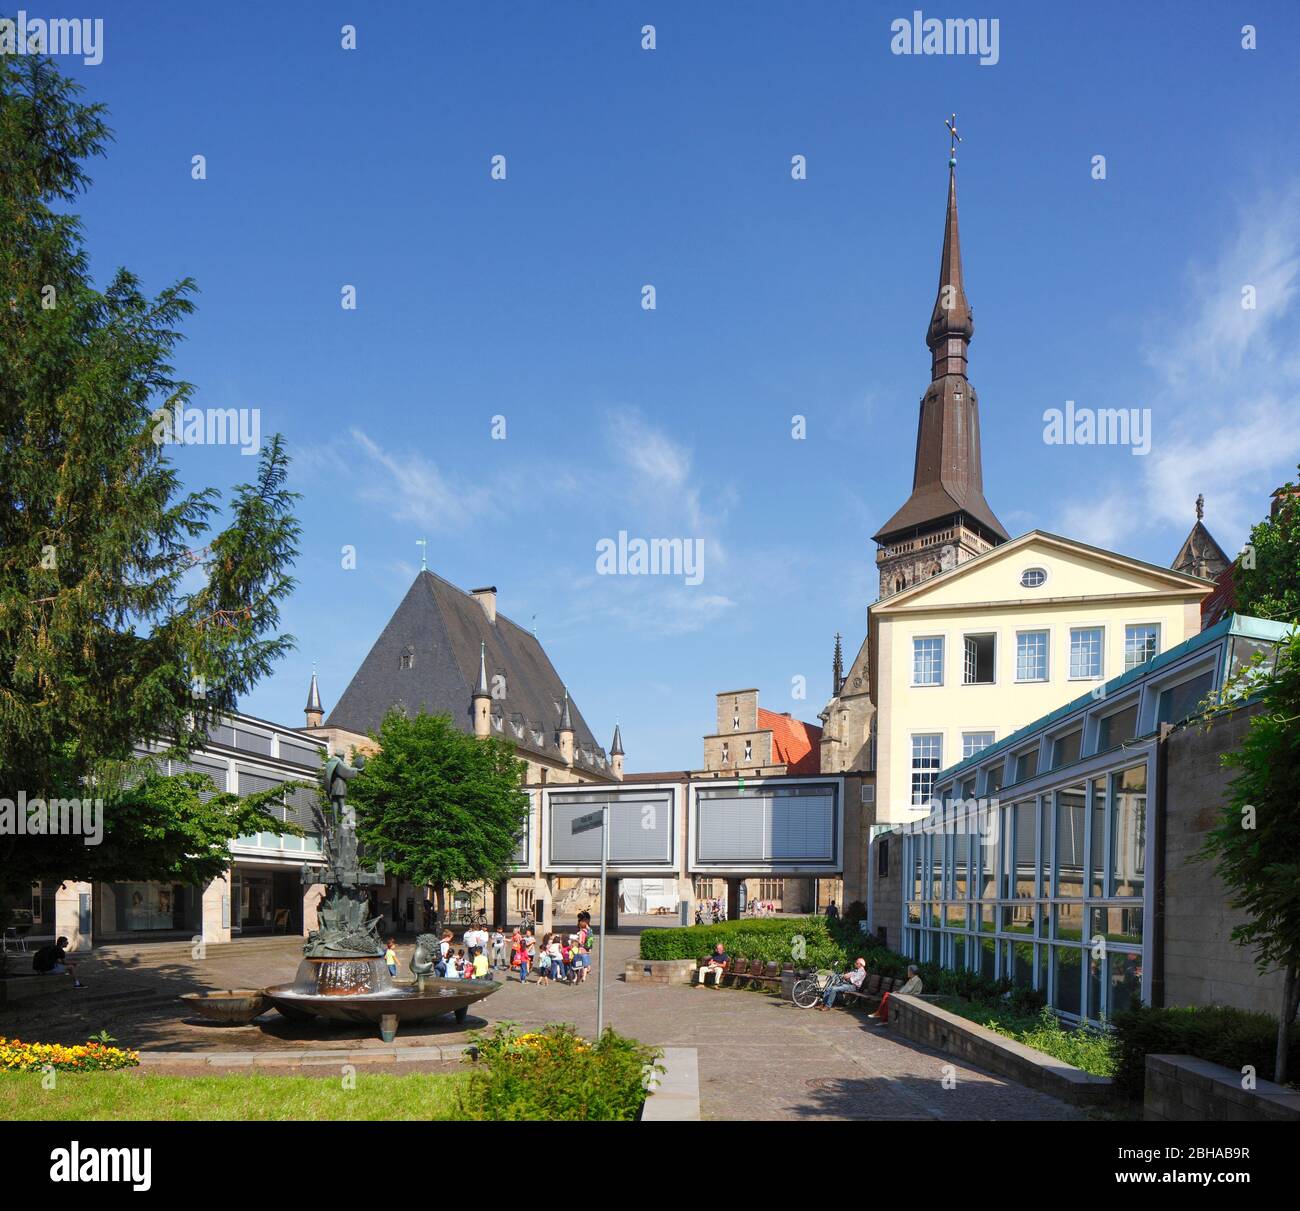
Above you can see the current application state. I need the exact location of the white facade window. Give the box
[1016,630,1049,682]
[1124,624,1159,671]
[963,633,996,684]
[911,734,943,806]
[962,732,995,760]
[913,636,944,686]
[1069,627,1104,679]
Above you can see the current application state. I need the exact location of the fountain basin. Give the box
[262,958,501,1036]
[179,989,269,1025]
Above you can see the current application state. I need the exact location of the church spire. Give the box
[305,667,323,728]
[926,158,974,379]
[873,118,1008,587]
[832,633,844,696]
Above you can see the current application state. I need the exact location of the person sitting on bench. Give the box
[870,965,923,1023]
[697,943,729,986]
[817,956,866,1010]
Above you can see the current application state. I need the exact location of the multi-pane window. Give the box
[963,732,994,760]
[963,634,996,684]
[1016,630,1049,682]
[913,637,944,686]
[1069,627,1104,679]
[1124,624,1159,671]
[911,734,943,807]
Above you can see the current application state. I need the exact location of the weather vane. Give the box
[415,537,428,571]
[946,113,962,166]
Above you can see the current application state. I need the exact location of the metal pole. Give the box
[597,801,608,1039]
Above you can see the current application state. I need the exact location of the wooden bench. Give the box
[839,973,901,1011]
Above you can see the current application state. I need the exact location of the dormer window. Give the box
[399,646,415,670]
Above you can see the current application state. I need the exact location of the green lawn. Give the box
[0,1070,469,1121]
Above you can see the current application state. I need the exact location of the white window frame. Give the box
[962,631,998,686]
[1123,622,1161,672]
[1015,628,1051,683]
[962,731,996,761]
[912,635,945,687]
[910,733,944,808]
[1068,625,1106,681]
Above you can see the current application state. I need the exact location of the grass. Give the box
[0,1070,469,1121]
[935,998,1118,1078]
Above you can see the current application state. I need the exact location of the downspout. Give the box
[1149,724,1173,1009]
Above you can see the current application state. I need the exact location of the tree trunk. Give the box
[434,884,446,923]
[1277,961,1297,1086]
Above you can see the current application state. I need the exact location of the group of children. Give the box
[382,917,595,986]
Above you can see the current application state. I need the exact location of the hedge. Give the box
[639,915,1013,1003]
[639,917,846,969]
[1111,1005,1300,1099]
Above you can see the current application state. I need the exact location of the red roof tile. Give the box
[758,708,823,775]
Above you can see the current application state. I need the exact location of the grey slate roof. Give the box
[327,571,611,776]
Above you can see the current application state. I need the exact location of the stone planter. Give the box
[624,959,698,986]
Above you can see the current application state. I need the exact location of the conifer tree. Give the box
[0,53,300,896]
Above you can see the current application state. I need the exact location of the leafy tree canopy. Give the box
[1234,466,1300,624]
[348,711,530,895]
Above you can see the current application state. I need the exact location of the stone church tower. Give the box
[872,159,1008,599]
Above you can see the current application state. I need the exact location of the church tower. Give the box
[873,130,1008,599]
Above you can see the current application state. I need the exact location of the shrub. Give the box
[1111,1005,1300,1099]
[457,1023,661,1121]
[0,1037,140,1072]
[938,1003,1117,1077]
[640,917,846,969]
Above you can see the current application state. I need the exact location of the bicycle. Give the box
[791,968,844,1009]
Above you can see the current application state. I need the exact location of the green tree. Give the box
[1234,466,1300,624]
[347,711,530,918]
[1201,630,1300,1083]
[0,53,300,897]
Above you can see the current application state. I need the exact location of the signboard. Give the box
[571,809,603,835]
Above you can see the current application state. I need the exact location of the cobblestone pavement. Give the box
[1,929,1083,1121]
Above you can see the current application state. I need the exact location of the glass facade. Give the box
[899,761,1149,1025]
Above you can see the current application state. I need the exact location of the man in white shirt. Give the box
[817,957,867,1011]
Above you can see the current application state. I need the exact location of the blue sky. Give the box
[54,1,1300,770]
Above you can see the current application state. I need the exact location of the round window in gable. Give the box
[1020,567,1048,589]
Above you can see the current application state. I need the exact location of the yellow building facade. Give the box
[870,531,1211,824]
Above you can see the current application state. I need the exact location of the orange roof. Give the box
[758,708,823,775]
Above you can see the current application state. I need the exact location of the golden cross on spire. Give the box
[946,113,962,165]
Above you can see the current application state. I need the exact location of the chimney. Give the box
[470,586,497,624]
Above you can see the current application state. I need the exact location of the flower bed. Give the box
[0,1036,140,1073]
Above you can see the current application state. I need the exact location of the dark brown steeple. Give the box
[874,155,1008,552]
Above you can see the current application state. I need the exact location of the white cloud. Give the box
[1053,181,1300,557]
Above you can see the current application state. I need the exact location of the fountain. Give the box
[261,752,500,1041]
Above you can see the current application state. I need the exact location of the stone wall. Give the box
[1162,704,1286,1015]
[868,829,904,948]
[1144,1054,1300,1121]
[890,994,1114,1106]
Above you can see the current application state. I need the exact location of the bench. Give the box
[838,974,902,1011]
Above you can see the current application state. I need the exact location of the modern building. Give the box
[17,711,330,953]
[868,613,1294,1024]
